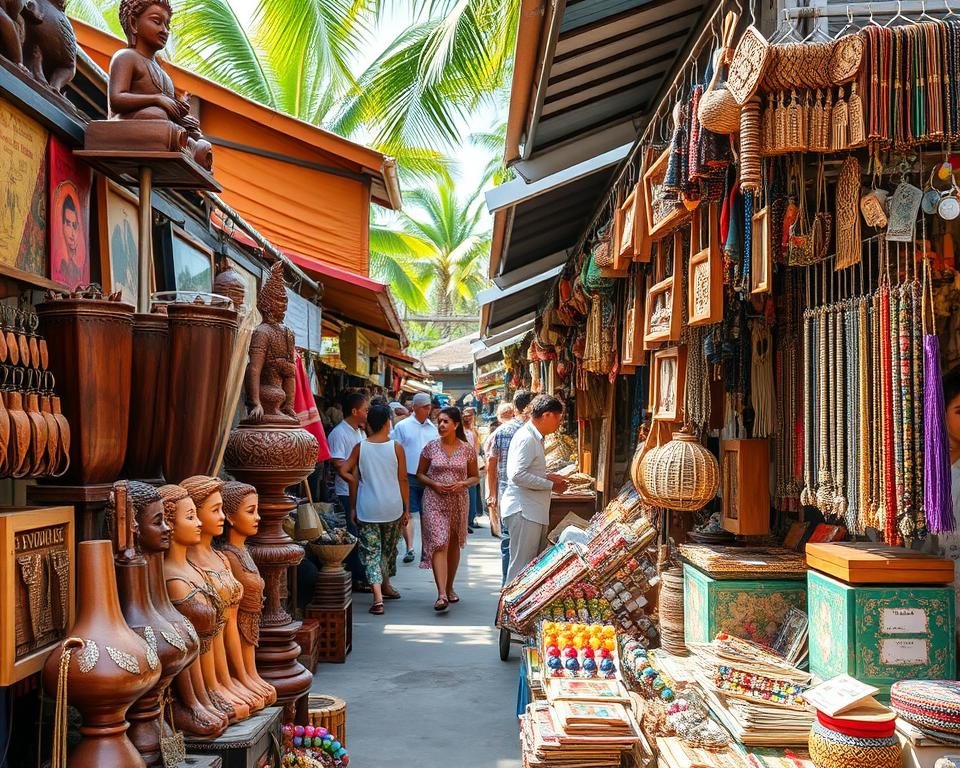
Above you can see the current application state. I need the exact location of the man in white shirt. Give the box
[391,392,439,562]
[501,394,568,583]
[327,390,369,587]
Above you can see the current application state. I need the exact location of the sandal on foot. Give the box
[434,598,449,612]
[382,588,402,599]
[369,602,385,615]
[448,593,460,603]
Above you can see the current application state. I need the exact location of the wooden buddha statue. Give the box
[219,481,277,706]
[158,484,231,735]
[107,0,212,169]
[242,262,298,426]
[181,475,265,716]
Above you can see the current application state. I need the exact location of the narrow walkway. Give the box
[309,517,522,768]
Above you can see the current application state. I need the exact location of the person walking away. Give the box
[486,389,535,583]
[338,404,409,615]
[391,392,439,563]
[327,390,369,591]
[500,395,568,584]
[483,402,514,538]
[416,407,479,611]
[463,406,482,532]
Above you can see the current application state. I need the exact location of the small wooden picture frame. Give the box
[633,153,654,263]
[97,178,152,304]
[613,187,637,268]
[643,147,690,241]
[688,204,723,326]
[156,222,215,293]
[751,205,772,294]
[621,271,646,370]
[643,230,683,345]
[651,345,687,422]
[721,439,770,535]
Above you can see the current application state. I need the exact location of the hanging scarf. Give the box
[925,261,954,531]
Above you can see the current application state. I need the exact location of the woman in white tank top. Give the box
[338,404,410,614]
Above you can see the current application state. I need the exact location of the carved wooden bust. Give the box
[108,0,212,169]
[242,262,297,426]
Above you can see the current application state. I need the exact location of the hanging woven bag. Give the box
[699,11,742,134]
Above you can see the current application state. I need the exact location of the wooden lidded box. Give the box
[720,439,770,535]
[805,542,954,585]
[807,570,955,698]
[0,506,75,685]
[682,563,806,647]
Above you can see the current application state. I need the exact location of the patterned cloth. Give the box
[419,439,471,569]
[357,520,402,586]
[492,418,524,495]
[891,679,960,737]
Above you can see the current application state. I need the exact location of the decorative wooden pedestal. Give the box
[185,705,281,768]
[305,601,353,663]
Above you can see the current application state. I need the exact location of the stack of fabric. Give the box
[808,700,900,768]
[892,680,960,744]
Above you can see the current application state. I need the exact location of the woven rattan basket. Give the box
[635,427,719,511]
[307,694,347,744]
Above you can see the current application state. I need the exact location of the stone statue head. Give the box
[119,0,173,49]
[257,262,288,323]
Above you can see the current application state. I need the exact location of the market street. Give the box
[311,517,522,768]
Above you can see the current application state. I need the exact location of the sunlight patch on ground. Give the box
[383,623,494,645]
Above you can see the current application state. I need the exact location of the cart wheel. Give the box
[499,627,511,661]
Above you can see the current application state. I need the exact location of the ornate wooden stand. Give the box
[224,424,318,717]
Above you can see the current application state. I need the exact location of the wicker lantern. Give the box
[634,427,719,511]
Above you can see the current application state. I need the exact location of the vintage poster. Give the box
[0,99,48,276]
[99,181,140,304]
[49,137,91,289]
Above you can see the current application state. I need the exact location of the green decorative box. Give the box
[682,563,807,646]
[807,570,955,698]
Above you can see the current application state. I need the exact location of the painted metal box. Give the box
[682,563,807,647]
[807,570,955,698]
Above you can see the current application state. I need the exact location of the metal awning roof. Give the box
[486,145,627,287]
[479,265,562,338]
[506,0,708,183]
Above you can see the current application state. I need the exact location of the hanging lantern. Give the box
[634,427,719,511]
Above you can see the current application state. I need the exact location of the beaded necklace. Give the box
[891,283,906,536]
[844,299,859,533]
[898,281,915,541]
[801,306,815,507]
[879,281,900,545]
[858,296,872,533]
[911,279,926,536]
[870,292,883,530]
[833,305,848,521]
[816,306,835,514]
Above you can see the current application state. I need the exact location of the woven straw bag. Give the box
[698,11,741,134]
[635,427,719,512]
[728,24,770,105]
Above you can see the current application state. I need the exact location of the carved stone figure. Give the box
[0,0,26,68]
[219,481,277,706]
[106,0,212,169]
[21,0,76,92]
[242,262,297,426]
[159,484,230,737]
[181,475,265,718]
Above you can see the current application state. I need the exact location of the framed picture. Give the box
[613,187,636,267]
[643,231,683,346]
[632,152,653,263]
[643,147,690,241]
[157,222,214,293]
[621,271,646,369]
[651,345,687,422]
[688,204,723,326]
[49,137,91,290]
[751,205,772,294]
[97,179,143,304]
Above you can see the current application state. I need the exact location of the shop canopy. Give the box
[284,251,408,349]
[505,0,709,183]
[478,263,562,340]
[485,144,629,288]
[73,21,401,277]
[473,326,533,366]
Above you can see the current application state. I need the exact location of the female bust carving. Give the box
[242,262,297,425]
[181,475,264,716]
[108,0,212,169]
[219,481,277,706]
[158,483,229,736]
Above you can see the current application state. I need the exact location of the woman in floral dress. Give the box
[416,406,480,611]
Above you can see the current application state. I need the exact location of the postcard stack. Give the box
[519,678,641,767]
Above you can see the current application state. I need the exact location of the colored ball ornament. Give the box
[583,658,598,673]
[589,637,603,650]
[283,724,295,736]
[547,645,561,657]
[600,648,612,659]
[293,737,303,747]
[317,727,329,738]
[547,656,562,670]
[940,161,955,181]
[305,725,315,738]
[294,725,305,737]
[332,741,342,751]
[342,757,350,766]
[582,648,595,659]
[565,657,581,671]
[564,647,578,658]
[600,658,615,673]
[642,666,656,678]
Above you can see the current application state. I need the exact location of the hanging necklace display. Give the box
[836,155,862,269]
[885,160,923,241]
[800,272,816,508]
[811,158,833,264]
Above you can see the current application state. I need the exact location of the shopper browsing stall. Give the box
[392,392,439,563]
[338,403,410,615]
[501,395,569,584]
[327,390,369,591]
[416,406,479,611]
[463,406,481,532]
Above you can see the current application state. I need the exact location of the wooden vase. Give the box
[117,559,192,767]
[162,303,237,483]
[123,314,169,481]
[42,541,160,768]
[36,299,134,484]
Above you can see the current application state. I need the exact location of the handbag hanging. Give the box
[787,158,813,265]
[811,158,833,263]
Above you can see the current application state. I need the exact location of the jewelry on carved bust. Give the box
[106,645,141,675]
[76,639,99,673]
[161,627,187,653]
[141,626,160,671]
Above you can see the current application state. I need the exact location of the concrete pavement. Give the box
[309,517,523,768]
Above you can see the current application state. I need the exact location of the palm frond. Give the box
[68,0,118,35]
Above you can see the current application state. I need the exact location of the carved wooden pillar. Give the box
[224,423,317,716]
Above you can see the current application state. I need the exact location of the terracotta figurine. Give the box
[108,0,212,169]
[242,262,297,425]
[181,475,265,717]
[22,0,77,92]
[219,481,277,706]
[159,483,231,735]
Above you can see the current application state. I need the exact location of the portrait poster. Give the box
[49,137,91,289]
[98,180,140,304]
[0,99,48,277]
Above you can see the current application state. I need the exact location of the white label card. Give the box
[880,638,929,665]
[880,607,928,635]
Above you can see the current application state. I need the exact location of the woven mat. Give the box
[679,545,807,580]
